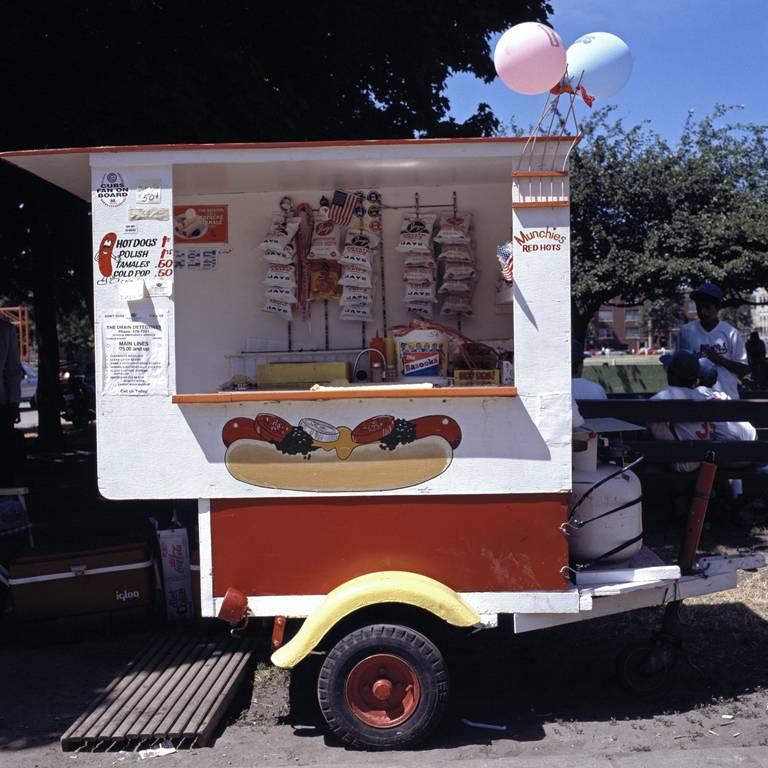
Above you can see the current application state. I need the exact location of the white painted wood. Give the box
[575,565,681,586]
[197,499,215,617]
[513,571,740,633]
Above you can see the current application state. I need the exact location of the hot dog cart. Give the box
[3,137,763,749]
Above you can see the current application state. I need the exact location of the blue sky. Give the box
[445,0,768,142]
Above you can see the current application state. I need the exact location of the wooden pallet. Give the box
[61,630,260,751]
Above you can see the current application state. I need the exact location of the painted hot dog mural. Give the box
[222,413,462,492]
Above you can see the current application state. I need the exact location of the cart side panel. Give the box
[209,493,569,595]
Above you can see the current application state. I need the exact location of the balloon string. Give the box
[516,91,554,171]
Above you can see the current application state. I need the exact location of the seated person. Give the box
[696,357,757,442]
[649,351,711,472]
[571,340,608,399]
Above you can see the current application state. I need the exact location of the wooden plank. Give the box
[512,201,569,208]
[578,398,768,426]
[61,632,259,751]
[172,385,518,403]
[511,170,568,177]
[61,634,179,747]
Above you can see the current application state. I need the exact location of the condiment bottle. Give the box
[369,330,386,368]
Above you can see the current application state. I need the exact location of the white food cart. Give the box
[2,136,762,749]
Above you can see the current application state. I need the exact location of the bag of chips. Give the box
[403,265,436,284]
[339,247,374,270]
[265,285,298,304]
[308,219,343,260]
[404,282,437,303]
[438,279,473,294]
[263,298,294,321]
[257,215,300,256]
[441,261,476,281]
[340,286,374,306]
[437,245,474,263]
[340,304,374,322]
[262,241,296,265]
[339,265,373,289]
[396,213,437,253]
[434,212,472,244]
[263,263,297,288]
[403,252,437,268]
[407,301,434,318]
[440,294,473,316]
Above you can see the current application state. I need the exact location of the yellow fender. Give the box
[270,571,480,668]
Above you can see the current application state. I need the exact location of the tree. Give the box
[0,2,553,443]
[569,106,768,342]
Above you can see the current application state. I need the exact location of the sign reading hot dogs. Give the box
[222,412,462,492]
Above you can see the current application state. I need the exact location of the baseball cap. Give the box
[697,357,718,387]
[690,282,723,305]
[665,350,700,384]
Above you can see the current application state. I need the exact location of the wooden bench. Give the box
[576,399,768,515]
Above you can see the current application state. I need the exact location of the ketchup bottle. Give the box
[369,330,386,369]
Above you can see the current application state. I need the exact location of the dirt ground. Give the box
[2,419,768,766]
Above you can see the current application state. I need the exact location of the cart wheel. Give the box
[616,639,679,695]
[317,623,449,750]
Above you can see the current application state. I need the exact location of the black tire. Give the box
[317,623,449,750]
[616,640,679,695]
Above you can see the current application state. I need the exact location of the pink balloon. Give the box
[494,22,567,95]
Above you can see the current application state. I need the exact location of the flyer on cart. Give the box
[101,308,169,395]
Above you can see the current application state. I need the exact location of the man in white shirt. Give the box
[696,356,756,442]
[677,282,748,400]
[649,351,711,472]
[571,340,608,400]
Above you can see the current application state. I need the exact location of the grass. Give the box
[584,356,667,395]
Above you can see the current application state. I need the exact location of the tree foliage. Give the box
[570,106,768,341]
[1,1,553,443]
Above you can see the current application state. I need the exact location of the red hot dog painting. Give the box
[222,413,462,492]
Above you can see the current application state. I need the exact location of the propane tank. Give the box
[569,433,643,565]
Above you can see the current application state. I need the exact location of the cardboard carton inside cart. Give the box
[3,135,763,749]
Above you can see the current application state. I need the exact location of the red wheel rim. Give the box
[345,653,421,728]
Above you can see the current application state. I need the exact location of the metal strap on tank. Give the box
[571,533,645,572]
[564,495,643,532]
[567,454,645,522]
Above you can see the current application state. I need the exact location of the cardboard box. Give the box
[454,369,501,386]
[256,361,350,388]
[8,543,154,622]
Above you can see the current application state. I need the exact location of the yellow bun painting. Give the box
[221,413,462,493]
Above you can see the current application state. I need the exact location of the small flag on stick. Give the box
[496,242,514,283]
[328,190,359,225]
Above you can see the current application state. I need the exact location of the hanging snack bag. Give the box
[403,265,436,284]
[308,219,343,260]
[341,230,379,266]
[403,252,437,268]
[407,301,434,319]
[404,282,437,303]
[440,294,474,316]
[339,265,373,289]
[434,212,472,244]
[257,215,301,257]
[265,285,298,304]
[438,279,473,294]
[437,245,474,264]
[263,298,294,321]
[442,262,476,281]
[395,213,437,253]
[340,286,374,307]
[340,304,374,322]
[264,263,297,288]
[309,261,342,301]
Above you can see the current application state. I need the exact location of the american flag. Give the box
[496,242,514,283]
[328,190,359,225]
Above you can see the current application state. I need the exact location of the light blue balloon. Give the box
[566,32,633,99]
